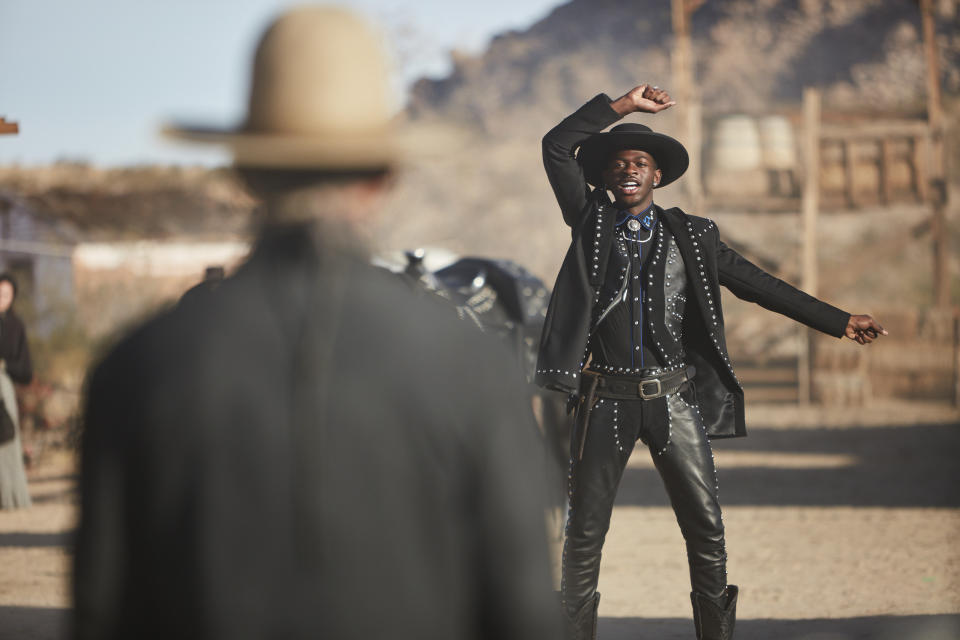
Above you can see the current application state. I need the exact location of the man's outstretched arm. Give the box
[716,239,887,344]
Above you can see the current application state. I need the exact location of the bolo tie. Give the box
[616,204,655,368]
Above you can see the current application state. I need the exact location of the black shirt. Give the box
[589,205,664,372]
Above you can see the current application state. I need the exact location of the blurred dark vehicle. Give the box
[389,249,572,495]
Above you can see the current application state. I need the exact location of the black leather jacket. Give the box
[534,94,850,438]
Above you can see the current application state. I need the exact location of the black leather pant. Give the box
[561,387,728,616]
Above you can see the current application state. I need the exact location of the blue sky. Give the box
[0,0,560,166]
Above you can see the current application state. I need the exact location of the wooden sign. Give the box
[0,117,19,135]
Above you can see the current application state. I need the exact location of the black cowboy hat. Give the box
[577,123,689,189]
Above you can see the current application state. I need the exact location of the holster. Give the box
[572,373,601,461]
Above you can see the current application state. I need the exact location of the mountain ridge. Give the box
[407,0,959,137]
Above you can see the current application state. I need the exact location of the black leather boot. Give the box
[563,592,600,640]
[691,585,737,640]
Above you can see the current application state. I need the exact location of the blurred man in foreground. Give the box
[73,7,559,639]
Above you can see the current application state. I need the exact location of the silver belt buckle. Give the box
[638,378,662,399]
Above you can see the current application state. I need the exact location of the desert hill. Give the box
[408,0,959,137]
[379,0,959,283]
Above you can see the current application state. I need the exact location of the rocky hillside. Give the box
[408,0,960,136]
[376,0,959,280]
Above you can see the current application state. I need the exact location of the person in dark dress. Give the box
[535,84,886,640]
[73,8,560,640]
[0,272,33,509]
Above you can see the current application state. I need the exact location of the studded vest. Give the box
[587,220,689,374]
[661,233,689,350]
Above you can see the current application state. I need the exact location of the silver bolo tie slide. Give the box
[626,219,643,231]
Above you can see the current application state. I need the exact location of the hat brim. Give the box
[578,131,689,189]
[163,123,398,170]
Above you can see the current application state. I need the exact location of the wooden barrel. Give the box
[758,116,797,170]
[705,116,766,197]
[708,116,762,171]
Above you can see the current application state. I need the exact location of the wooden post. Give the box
[913,135,928,202]
[671,0,705,209]
[932,179,950,308]
[802,89,820,300]
[670,0,688,145]
[920,0,944,135]
[842,139,857,208]
[799,88,821,405]
[920,0,950,309]
[857,345,872,406]
[954,313,960,408]
[689,93,705,213]
[879,139,893,205]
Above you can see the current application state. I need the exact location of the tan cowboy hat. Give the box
[164,6,397,170]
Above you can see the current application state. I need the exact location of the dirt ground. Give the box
[1,402,959,640]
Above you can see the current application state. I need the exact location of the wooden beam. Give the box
[820,120,929,140]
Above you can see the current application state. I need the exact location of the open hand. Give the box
[844,314,887,345]
[611,84,676,116]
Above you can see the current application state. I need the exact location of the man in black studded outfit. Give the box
[534,85,886,640]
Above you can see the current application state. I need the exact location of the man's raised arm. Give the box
[542,85,675,228]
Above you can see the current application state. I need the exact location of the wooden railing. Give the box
[819,120,930,207]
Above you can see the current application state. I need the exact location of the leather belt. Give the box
[572,365,695,460]
[583,365,696,401]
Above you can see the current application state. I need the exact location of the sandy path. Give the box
[0,452,74,639]
[1,405,959,639]
[594,405,960,639]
